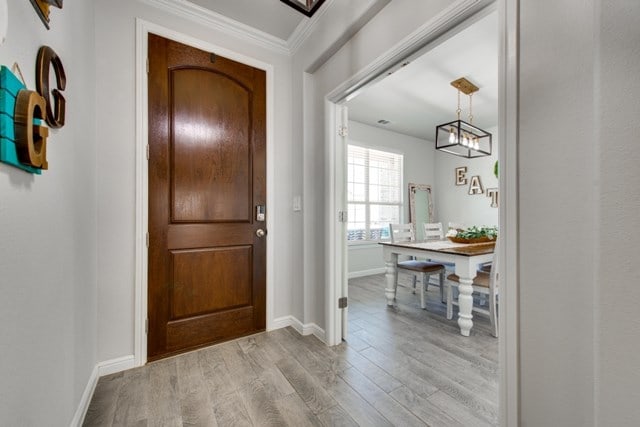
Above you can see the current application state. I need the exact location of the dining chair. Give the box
[446,238,499,337]
[389,223,446,307]
[448,222,466,232]
[422,222,444,240]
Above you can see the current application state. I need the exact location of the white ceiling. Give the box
[347,11,498,141]
[187,0,308,41]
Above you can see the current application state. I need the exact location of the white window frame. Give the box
[347,144,403,244]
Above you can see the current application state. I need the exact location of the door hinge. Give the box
[146,144,150,160]
[145,318,149,334]
[338,211,348,222]
[146,232,149,248]
[338,125,348,137]
[338,297,348,309]
[146,57,149,74]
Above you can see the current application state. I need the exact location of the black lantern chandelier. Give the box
[280,0,326,17]
[435,77,492,158]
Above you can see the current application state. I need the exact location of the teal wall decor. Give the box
[0,66,45,174]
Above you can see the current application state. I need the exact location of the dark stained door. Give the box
[147,34,266,361]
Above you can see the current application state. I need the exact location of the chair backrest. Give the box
[423,222,443,240]
[389,223,415,243]
[448,222,466,231]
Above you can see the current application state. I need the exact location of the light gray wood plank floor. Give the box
[84,272,498,426]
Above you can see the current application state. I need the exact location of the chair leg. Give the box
[420,273,427,309]
[447,283,454,320]
[412,274,417,294]
[490,292,498,337]
[439,270,445,303]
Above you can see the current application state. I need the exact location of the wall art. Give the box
[29,0,63,29]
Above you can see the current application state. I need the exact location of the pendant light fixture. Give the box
[280,0,326,17]
[435,77,492,158]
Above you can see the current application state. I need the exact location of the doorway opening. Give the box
[324,1,519,425]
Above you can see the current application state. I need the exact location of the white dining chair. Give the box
[389,223,446,307]
[446,238,499,337]
[422,222,444,240]
[448,222,466,232]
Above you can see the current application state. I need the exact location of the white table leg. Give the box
[384,252,398,306]
[457,276,474,336]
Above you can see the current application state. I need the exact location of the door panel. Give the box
[171,68,251,223]
[170,247,253,319]
[148,34,266,361]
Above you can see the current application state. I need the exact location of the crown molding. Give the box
[287,0,335,54]
[140,0,292,55]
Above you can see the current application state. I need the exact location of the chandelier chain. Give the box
[468,93,474,124]
[456,89,462,120]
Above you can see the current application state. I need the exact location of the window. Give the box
[347,145,403,242]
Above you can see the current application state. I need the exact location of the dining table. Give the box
[379,239,495,336]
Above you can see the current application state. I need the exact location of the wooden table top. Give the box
[379,240,495,257]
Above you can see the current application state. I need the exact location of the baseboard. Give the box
[348,267,386,279]
[270,315,326,343]
[70,355,136,426]
[70,364,99,427]
[97,355,135,377]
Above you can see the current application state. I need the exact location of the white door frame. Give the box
[324,0,520,425]
[134,19,276,366]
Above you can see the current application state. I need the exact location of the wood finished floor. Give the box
[84,273,498,426]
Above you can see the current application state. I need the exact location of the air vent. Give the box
[377,119,391,125]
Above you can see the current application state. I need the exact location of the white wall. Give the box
[94,0,293,362]
[346,120,436,276]
[0,1,97,425]
[433,126,498,228]
[518,0,640,425]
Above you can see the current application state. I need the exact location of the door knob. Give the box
[256,229,266,238]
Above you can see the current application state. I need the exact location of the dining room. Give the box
[338,8,500,425]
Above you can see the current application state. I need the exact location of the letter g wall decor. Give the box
[0,46,66,174]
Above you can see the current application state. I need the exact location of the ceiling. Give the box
[187,0,309,41]
[347,11,498,141]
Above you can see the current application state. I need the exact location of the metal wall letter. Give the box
[486,188,499,207]
[36,46,66,128]
[468,175,484,195]
[455,167,467,186]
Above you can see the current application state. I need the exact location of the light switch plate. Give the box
[293,196,302,212]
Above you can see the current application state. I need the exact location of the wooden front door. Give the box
[147,34,267,361]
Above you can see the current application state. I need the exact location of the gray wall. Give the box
[518,0,640,424]
[0,1,97,424]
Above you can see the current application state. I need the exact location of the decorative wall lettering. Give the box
[468,175,484,195]
[15,90,48,169]
[29,0,63,29]
[36,46,66,128]
[455,166,467,186]
[486,188,499,208]
[0,46,66,174]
